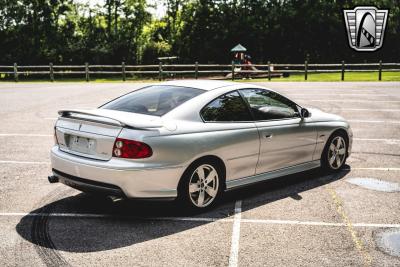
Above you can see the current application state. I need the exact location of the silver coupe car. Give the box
[49,80,352,210]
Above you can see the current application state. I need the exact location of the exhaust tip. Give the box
[48,175,59,184]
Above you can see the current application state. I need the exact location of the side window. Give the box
[201,91,253,122]
[240,89,299,120]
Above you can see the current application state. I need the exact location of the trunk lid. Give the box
[55,109,162,161]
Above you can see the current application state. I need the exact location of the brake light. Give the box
[112,138,152,159]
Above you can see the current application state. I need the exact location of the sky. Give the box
[74,0,167,18]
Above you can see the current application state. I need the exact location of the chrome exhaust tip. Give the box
[48,175,59,184]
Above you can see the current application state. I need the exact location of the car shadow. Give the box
[16,167,350,254]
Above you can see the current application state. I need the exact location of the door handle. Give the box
[264,133,273,139]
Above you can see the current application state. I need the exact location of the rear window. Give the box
[101,85,204,116]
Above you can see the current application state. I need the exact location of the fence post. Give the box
[341,60,345,81]
[304,60,308,81]
[195,61,198,79]
[122,62,126,81]
[378,60,382,81]
[85,62,89,82]
[231,61,235,81]
[49,63,54,82]
[13,63,18,82]
[267,61,271,81]
[158,62,163,81]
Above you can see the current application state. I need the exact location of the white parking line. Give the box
[0,160,49,165]
[1,212,400,229]
[0,212,225,221]
[240,219,400,228]
[290,94,389,97]
[228,200,242,267]
[348,167,400,171]
[309,100,400,103]
[354,138,400,143]
[279,90,377,94]
[340,108,400,112]
[348,120,400,124]
[0,134,52,137]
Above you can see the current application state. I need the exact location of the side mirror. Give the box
[300,108,310,118]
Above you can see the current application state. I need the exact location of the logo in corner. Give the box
[343,6,388,52]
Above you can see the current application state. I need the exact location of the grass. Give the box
[0,71,399,83]
[246,71,400,82]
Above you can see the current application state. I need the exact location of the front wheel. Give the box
[322,133,348,171]
[178,160,223,210]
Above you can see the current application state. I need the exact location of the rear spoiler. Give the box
[58,109,164,129]
[59,110,124,127]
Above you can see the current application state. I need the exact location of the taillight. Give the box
[54,127,58,145]
[112,138,152,159]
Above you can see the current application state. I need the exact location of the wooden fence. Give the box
[0,61,399,82]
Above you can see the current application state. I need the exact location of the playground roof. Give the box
[157,56,178,61]
[231,44,247,52]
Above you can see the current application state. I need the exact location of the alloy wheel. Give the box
[327,136,347,169]
[188,164,219,208]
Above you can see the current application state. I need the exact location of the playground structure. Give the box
[157,56,179,78]
[227,44,282,79]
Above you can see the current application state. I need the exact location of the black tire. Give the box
[321,132,348,172]
[177,159,224,211]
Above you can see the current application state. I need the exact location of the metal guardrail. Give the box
[0,61,399,82]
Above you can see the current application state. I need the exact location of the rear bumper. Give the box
[50,146,183,199]
[52,169,125,197]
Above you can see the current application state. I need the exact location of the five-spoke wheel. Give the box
[327,136,346,169]
[188,164,219,207]
[322,133,348,171]
[179,160,222,210]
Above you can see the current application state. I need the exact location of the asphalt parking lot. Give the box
[0,81,399,266]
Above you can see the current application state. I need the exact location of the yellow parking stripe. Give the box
[326,186,373,266]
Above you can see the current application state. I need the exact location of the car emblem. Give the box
[343,6,388,52]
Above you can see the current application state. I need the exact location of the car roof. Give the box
[159,79,237,91]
